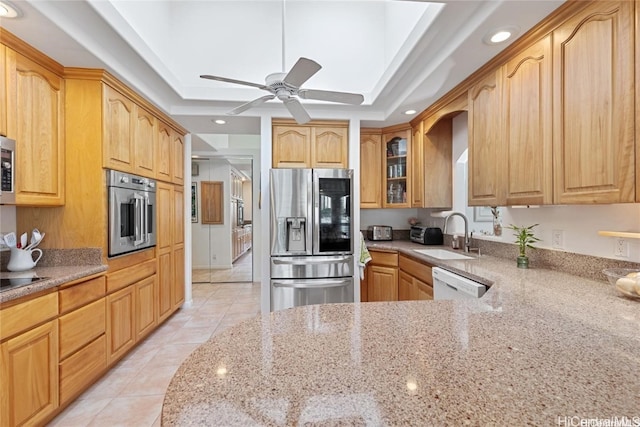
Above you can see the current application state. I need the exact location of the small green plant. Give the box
[507,224,541,257]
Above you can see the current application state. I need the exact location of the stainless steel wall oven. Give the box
[107,169,156,257]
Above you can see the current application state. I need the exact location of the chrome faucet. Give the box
[443,212,471,253]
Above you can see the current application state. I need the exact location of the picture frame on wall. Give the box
[191,183,198,223]
[473,206,493,222]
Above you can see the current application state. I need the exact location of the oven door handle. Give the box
[133,193,145,246]
[271,279,351,289]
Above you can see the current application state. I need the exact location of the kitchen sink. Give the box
[413,248,475,260]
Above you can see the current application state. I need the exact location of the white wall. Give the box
[438,112,640,263]
[360,208,419,230]
[0,206,17,250]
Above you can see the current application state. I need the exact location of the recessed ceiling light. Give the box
[213,119,226,125]
[0,1,20,18]
[404,109,417,115]
[483,26,519,45]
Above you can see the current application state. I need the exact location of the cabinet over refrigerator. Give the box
[270,168,354,311]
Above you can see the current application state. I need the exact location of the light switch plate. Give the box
[552,230,563,249]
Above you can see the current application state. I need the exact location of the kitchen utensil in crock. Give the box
[3,232,16,248]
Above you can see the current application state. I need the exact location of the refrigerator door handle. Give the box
[272,257,351,265]
[272,280,351,289]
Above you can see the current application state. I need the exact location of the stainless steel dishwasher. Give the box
[432,267,487,300]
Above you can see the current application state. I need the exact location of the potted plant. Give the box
[507,224,540,268]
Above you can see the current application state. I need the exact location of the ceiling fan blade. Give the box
[283,98,311,124]
[282,57,322,88]
[298,89,364,105]
[200,74,268,90]
[228,94,276,115]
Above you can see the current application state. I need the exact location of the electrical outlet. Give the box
[552,230,564,249]
[212,254,217,261]
[614,238,629,258]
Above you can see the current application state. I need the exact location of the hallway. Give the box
[192,250,253,283]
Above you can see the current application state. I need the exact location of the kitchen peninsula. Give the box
[162,252,640,425]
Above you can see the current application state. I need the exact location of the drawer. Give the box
[369,250,398,267]
[399,254,433,285]
[0,292,58,341]
[59,276,106,314]
[107,259,156,293]
[59,298,106,359]
[59,334,107,405]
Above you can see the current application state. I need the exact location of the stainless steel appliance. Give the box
[410,226,444,245]
[270,168,354,311]
[367,225,393,241]
[107,169,157,257]
[0,136,16,204]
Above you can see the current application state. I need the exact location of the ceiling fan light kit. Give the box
[200,56,364,124]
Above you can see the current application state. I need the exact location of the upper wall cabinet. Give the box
[6,49,65,206]
[552,0,635,204]
[171,130,184,185]
[468,68,502,207]
[0,44,6,137]
[502,35,553,206]
[382,127,411,208]
[133,105,156,177]
[156,121,172,182]
[360,130,382,208]
[272,120,348,169]
[103,85,134,173]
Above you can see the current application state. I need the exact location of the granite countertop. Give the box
[162,244,640,425]
[0,249,107,304]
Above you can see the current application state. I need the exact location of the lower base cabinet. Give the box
[106,285,136,366]
[1,320,59,427]
[399,254,434,300]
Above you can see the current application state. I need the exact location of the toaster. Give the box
[410,226,443,245]
[367,225,393,241]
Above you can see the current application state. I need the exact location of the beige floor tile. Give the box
[144,343,200,368]
[87,395,165,427]
[120,365,177,396]
[48,397,112,426]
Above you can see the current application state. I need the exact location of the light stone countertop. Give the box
[162,245,640,426]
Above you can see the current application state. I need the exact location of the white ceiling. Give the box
[1,0,565,148]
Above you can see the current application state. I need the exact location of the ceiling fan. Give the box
[199,1,363,125]
[200,57,364,125]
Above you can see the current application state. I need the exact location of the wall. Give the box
[0,205,17,251]
[191,159,233,269]
[422,112,640,263]
[242,180,252,222]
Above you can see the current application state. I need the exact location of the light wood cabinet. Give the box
[172,130,185,185]
[58,275,107,406]
[0,292,59,427]
[468,68,502,207]
[156,121,172,182]
[411,123,423,208]
[359,130,382,208]
[1,320,59,427]
[103,84,134,173]
[502,36,553,205]
[272,120,348,168]
[366,250,399,302]
[399,254,433,301]
[312,126,348,168]
[382,127,411,208]
[553,0,635,203]
[135,275,157,340]
[106,285,135,366]
[133,105,156,177]
[0,44,6,137]
[157,181,185,314]
[422,117,453,209]
[6,49,65,206]
[273,125,311,168]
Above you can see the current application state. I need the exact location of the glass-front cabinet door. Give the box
[383,128,411,208]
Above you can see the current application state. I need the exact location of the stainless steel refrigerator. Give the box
[270,168,354,311]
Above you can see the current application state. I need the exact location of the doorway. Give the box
[191,156,254,284]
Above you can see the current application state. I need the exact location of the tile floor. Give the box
[49,278,261,426]
[192,251,253,283]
